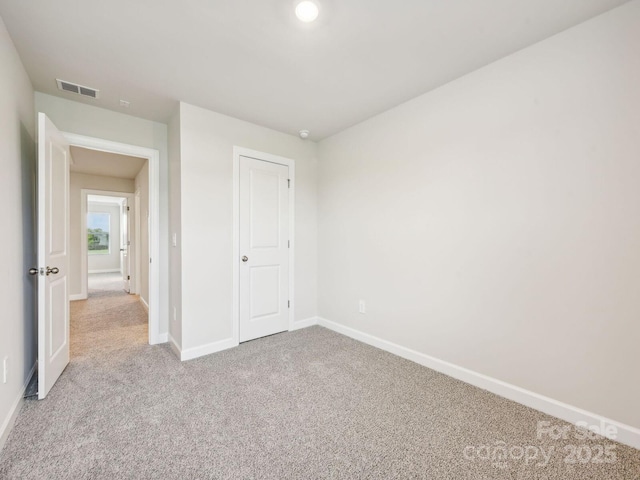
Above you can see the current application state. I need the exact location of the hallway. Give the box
[72,278,148,358]
[87,272,129,298]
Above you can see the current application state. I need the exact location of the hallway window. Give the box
[87,212,110,254]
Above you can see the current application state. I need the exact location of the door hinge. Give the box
[127,206,130,211]
[288,300,290,308]
[287,179,290,188]
[127,275,130,280]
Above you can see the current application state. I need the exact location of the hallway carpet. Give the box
[1,296,638,479]
[88,271,127,296]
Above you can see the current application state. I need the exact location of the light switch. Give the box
[359,300,366,314]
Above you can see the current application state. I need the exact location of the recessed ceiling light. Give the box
[299,129,310,139]
[295,1,319,23]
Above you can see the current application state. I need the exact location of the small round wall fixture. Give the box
[299,129,310,139]
[295,1,319,22]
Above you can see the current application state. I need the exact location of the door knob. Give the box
[28,268,39,276]
[46,266,59,276]
[242,256,248,262]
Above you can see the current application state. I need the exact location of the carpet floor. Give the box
[1,293,638,479]
[88,272,127,297]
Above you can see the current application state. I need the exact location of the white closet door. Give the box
[239,156,289,342]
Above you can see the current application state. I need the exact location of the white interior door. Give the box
[121,199,130,293]
[37,113,70,400]
[239,156,289,342]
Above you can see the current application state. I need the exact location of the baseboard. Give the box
[88,269,121,274]
[176,318,318,361]
[180,337,238,362]
[317,317,640,450]
[69,293,87,301]
[290,316,319,331]
[0,363,36,452]
[139,296,149,312]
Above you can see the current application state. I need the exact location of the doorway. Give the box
[64,133,161,345]
[84,193,134,297]
[34,113,162,399]
[232,147,296,344]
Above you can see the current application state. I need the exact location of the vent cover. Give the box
[56,79,99,99]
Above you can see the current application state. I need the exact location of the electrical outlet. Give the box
[3,356,8,384]
[359,300,366,314]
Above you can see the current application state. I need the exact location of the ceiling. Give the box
[70,146,146,179]
[0,0,629,140]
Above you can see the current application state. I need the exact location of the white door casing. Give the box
[239,156,290,342]
[81,190,134,295]
[121,198,130,293]
[67,133,161,345]
[37,112,70,400]
[134,191,141,296]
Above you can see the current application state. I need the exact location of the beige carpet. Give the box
[88,272,127,297]
[0,292,638,479]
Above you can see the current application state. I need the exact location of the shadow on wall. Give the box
[20,122,37,377]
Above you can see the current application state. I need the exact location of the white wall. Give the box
[36,93,170,335]
[135,162,150,304]
[69,173,134,296]
[0,16,35,450]
[317,1,640,430]
[174,102,318,353]
[87,202,121,273]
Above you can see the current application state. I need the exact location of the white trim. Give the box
[64,133,164,345]
[232,147,296,345]
[0,363,36,452]
[177,318,317,362]
[156,333,168,343]
[168,334,181,359]
[87,200,122,207]
[233,152,240,345]
[69,293,87,301]
[88,268,121,274]
[180,337,238,362]
[139,296,149,312]
[290,316,318,331]
[317,317,640,451]
[133,190,141,295]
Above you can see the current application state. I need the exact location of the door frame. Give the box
[232,147,295,345]
[134,190,142,296]
[64,132,162,345]
[80,189,134,286]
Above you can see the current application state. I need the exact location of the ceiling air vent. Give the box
[56,79,99,99]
